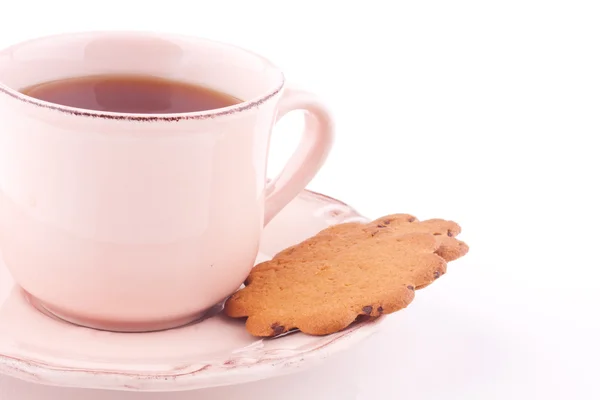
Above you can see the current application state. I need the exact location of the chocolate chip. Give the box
[271,323,285,336]
[382,219,391,225]
[407,285,415,290]
[377,306,384,313]
[447,231,454,237]
[433,271,441,279]
[408,217,416,222]
[362,305,373,315]
[376,224,387,228]
[433,232,442,235]
[371,231,379,237]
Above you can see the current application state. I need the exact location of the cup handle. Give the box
[264,88,335,225]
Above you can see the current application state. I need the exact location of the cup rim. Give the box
[0,31,286,122]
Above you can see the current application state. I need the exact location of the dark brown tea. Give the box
[21,75,242,114]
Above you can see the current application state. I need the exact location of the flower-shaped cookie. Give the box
[225,214,469,337]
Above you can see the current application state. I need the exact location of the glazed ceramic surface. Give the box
[0,31,334,331]
[0,189,381,392]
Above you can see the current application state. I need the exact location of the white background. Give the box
[0,0,599,399]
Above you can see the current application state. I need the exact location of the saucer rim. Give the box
[0,317,384,391]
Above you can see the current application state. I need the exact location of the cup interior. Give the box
[0,32,284,114]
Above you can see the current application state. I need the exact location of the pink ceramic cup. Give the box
[0,32,334,332]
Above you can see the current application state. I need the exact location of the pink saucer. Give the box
[0,190,382,392]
